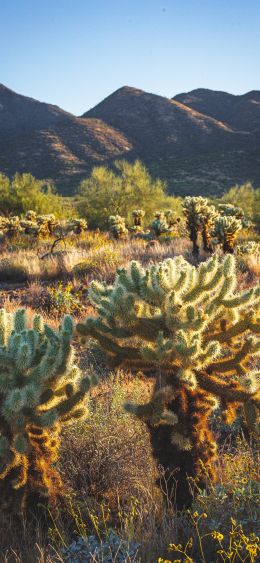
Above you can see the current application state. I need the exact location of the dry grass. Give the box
[0,232,259,562]
[0,373,258,562]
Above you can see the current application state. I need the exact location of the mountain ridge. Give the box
[0,83,260,195]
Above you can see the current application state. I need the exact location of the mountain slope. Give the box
[173,88,260,132]
[0,84,134,192]
[83,86,242,158]
[1,83,260,196]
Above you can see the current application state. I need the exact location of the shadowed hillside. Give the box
[1,83,260,195]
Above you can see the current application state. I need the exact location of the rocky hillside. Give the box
[1,83,260,195]
[0,84,133,193]
[173,88,260,132]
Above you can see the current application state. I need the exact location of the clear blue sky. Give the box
[1,0,260,115]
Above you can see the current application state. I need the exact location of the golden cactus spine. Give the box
[77,255,260,508]
[0,308,96,513]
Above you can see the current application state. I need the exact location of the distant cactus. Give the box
[69,218,88,235]
[237,241,260,256]
[108,215,128,240]
[151,211,169,237]
[0,308,95,513]
[5,216,22,238]
[132,209,145,228]
[25,210,37,222]
[77,255,260,508]
[183,196,209,255]
[36,214,59,237]
[213,215,242,253]
[218,203,253,230]
[199,204,219,253]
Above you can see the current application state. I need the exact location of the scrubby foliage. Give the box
[0,173,63,216]
[0,308,95,513]
[78,255,260,508]
[77,160,175,229]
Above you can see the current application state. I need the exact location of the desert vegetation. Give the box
[0,163,259,562]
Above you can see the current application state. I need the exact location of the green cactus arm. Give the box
[196,371,259,403]
[207,339,255,374]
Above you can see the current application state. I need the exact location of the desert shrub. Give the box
[60,373,155,509]
[61,529,140,562]
[0,172,63,216]
[77,160,168,229]
[78,255,260,509]
[47,281,83,315]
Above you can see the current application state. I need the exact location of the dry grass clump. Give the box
[0,370,258,562]
[60,372,157,511]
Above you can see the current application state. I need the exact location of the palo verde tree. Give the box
[0,308,96,513]
[77,255,260,509]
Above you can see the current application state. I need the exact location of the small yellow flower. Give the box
[193,511,199,518]
[202,512,207,518]
[241,477,248,484]
[246,544,258,556]
[211,531,224,541]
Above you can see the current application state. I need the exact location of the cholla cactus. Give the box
[77,255,260,508]
[151,212,169,237]
[0,308,95,512]
[108,215,128,240]
[183,196,209,255]
[69,218,88,235]
[218,203,253,230]
[132,209,145,228]
[218,203,244,220]
[5,216,22,238]
[199,205,219,253]
[25,210,37,222]
[237,241,260,257]
[36,214,59,237]
[213,215,242,253]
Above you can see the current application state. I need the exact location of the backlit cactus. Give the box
[199,204,219,253]
[77,255,260,508]
[0,308,95,512]
[151,211,169,237]
[213,215,242,253]
[237,241,260,256]
[132,209,145,228]
[109,215,128,240]
[183,196,209,255]
[69,218,88,235]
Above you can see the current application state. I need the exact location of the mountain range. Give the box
[0,83,260,195]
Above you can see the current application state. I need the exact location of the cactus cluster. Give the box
[183,197,253,255]
[132,209,145,228]
[68,218,88,235]
[237,241,260,256]
[0,212,88,242]
[77,255,260,507]
[109,215,128,239]
[213,215,242,254]
[0,308,95,512]
[151,212,169,237]
[183,196,210,255]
